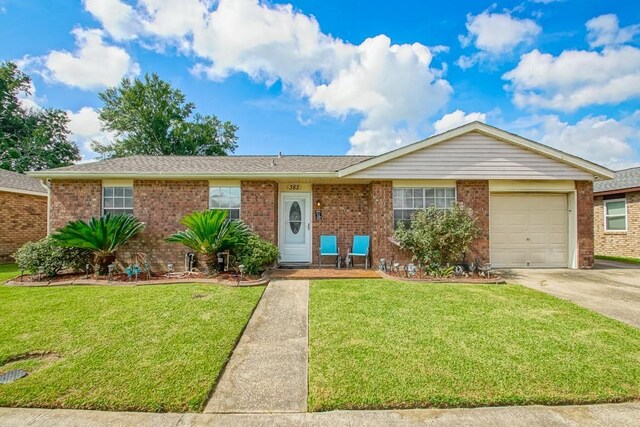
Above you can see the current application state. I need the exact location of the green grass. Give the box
[0,283,264,412]
[595,255,640,264]
[0,263,19,282]
[309,280,640,411]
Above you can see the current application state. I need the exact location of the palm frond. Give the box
[166,209,250,255]
[52,213,145,255]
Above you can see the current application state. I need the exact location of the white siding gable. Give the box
[347,132,593,180]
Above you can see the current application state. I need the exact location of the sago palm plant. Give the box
[166,209,250,273]
[52,213,145,274]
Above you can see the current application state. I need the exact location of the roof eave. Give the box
[0,186,47,196]
[27,171,340,179]
[594,186,640,196]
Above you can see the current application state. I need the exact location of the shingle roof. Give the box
[594,167,640,194]
[33,155,373,176]
[0,169,47,194]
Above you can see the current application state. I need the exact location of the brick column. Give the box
[369,181,408,264]
[241,180,278,243]
[576,180,594,268]
[456,180,490,263]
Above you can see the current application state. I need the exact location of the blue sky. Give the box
[1,0,639,169]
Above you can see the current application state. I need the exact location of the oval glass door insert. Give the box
[289,201,301,234]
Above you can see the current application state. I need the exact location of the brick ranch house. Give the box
[30,122,613,270]
[0,169,48,263]
[593,166,640,258]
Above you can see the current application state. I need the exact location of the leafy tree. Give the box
[166,209,250,274]
[52,213,145,275]
[394,204,480,267]
[92,73,238,158]
[0,61,81,172]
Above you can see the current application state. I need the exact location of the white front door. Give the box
[279,192,312,263]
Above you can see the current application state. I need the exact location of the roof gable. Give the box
[339,122,614,180]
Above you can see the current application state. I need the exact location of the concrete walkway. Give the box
[204,279,309,413]
[2,402,639,426]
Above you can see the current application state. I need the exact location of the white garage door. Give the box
[490,193,568,268]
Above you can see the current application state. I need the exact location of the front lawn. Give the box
[0,283,263,412]
[595,255,640,264]
[0,263,19,282]
[309,280,640,411]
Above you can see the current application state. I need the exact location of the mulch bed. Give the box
[4,271,268,287]
[379,270,505,284]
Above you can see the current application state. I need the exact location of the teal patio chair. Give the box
[319,235,339,269]
[347,235,370,269]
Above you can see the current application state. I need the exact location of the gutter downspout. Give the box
[41,179,51,235]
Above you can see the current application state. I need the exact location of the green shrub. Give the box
[235,234,279,275]
[166,209,250,273]
[52,213,145,274]
[13,237,93,277]
[394,204,480,267]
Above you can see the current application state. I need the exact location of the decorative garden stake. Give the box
[407,263,417,277]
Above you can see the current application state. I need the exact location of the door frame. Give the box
[278,191,313,264]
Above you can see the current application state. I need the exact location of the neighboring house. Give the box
[593,167,640,258]
[0,169,48,263]
[30,122,613,270]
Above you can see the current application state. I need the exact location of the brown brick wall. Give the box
[312,184,371,265]
[241,181,278,243]
[0,191,47,262]
[122,180,209,269]
[576,181,594,268]
[456,180,490,263]
[50,180,101,230]
[594,190,639,258]
[369,181,409,264]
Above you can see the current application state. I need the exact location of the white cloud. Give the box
[348,127,417,156]
[586,14,640,48]
[503,46,640,111]
[458,11,541,68]
[433,110,486,134]
[83,0,452,154]
[83,0,141,41]
[517,112,640,170]
[31,28,140,90]
[67,107,115,161]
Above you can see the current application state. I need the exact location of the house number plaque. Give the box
[287,184,301,191]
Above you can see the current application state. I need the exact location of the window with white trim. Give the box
[209,187,241,220]
[604,198,626,231]
[103,187,133,215]
[393,187,456,228]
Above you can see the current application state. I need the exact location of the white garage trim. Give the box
[489,191,578,269]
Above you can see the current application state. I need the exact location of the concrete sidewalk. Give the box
[1,402,639,426]
[204,279,309,413]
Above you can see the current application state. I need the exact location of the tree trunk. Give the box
[204,253,219,275]
[95,253,116,275]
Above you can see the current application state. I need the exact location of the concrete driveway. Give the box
[504,260,640,328]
